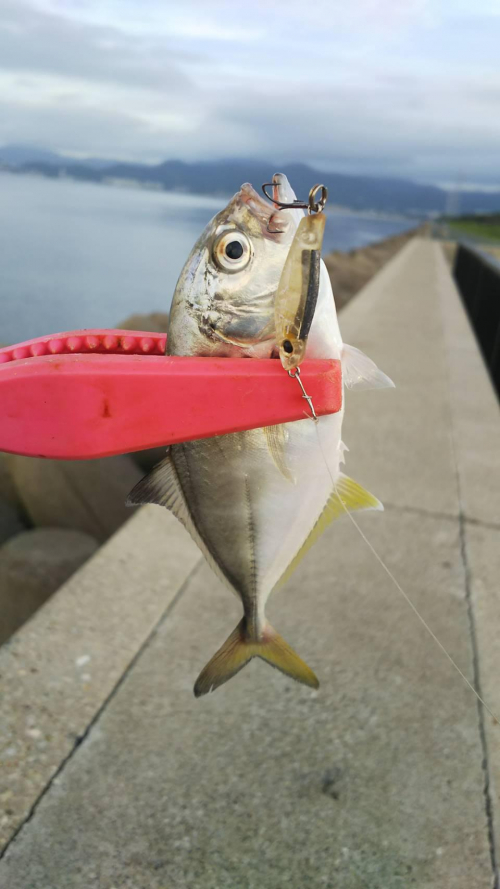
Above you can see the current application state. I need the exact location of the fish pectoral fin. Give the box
[126,454,235,595]
[126,452,200,545]
[194,619,319,697]
[276,473,383,589]
[342,343,395,390]
[264,425,295,484]
[126,452,187,512]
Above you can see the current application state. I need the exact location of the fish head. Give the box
[167,178,302,358]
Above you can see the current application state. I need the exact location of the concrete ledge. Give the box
[1,239,499,887]
[436,244,500,864]
[0,506,201,849]
[438,250,500,527]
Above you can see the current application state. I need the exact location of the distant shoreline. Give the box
[0,168,413,224]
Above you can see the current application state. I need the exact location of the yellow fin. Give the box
[276,473,383,589]
[264,425,295,483]
[258,627,318,689]
[194,619,318,697]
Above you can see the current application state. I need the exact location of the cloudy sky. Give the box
[0,0,498,186]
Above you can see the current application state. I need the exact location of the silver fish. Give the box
[129,174,393,696]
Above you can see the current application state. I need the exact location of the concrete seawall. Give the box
[1,238,499,887]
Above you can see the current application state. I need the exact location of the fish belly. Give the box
[170,408,343,616]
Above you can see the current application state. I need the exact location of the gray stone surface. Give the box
[466,522,500,862]
[438,248,500,527]
[0,528,98,644]
[339,238,461,519]
[0,507,201,850]
[0,513,491,888]
[6,454,142,542]
[1,239,499,887]
[433,241,500,869]
[467,523,500,694]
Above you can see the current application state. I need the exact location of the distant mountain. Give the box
[0,144,64,166]
[4,148,500,216]
[100,159,500,215]
[0,143,115,170]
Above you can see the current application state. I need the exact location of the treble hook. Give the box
[262,182,328,216]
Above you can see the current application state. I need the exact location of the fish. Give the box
[128,173,394,697]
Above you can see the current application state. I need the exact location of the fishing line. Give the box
[313,419,500,726]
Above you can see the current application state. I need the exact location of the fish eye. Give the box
[213,231,252,272]
[225,241,243,259]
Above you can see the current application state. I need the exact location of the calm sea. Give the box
[0,172,414,345]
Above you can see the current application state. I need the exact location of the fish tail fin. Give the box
[256,624,320,690]
[194,619,319,697]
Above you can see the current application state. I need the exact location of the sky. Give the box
[0,0,499,187]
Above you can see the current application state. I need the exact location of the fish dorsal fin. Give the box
[342,343,395,390]
[264,425,295,484]
[275,473,383,589]
[127,453,237,595]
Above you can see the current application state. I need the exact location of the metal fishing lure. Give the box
[262,181,328,417]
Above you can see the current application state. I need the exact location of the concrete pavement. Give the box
[1,238,499,887]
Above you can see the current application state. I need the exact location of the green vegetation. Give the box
[448,213,500,242]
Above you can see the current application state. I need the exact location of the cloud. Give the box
[0,0,194,91]
[0,0,498,185]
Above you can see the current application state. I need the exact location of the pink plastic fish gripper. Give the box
[0,329,342,460]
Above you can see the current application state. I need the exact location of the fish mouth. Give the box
[238,174,300,239]
[238,182,276,223]
[240,174,295,213]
